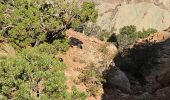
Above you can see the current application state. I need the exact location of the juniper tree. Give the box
[0,49,67,99]
[0,0,98,49]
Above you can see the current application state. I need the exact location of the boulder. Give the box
[152,86,170,100]
[106,63,131,93]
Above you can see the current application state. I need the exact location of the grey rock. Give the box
[106,65,131,93]
[133,92,151,100]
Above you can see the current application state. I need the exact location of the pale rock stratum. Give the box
[96,2,170,33]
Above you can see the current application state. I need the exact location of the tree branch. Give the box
[52,14,77,38]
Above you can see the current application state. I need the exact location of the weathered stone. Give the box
[106,65,131,93]
[96,2,170,33]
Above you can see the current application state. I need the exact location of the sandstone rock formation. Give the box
[105,0,170,10]
[81,0,170,9]
[97,2,170,33]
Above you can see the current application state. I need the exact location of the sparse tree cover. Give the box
[78,63,105,97]
[0,0,98,49]
[0,49,87,99]
[0,49,67,99]
[117,25,157,50]
[0,0,98,99]
[0,0,159,99]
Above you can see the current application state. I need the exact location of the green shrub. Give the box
[0,0,98,49]
[120,25,136,35]
[116,26,157,50]
[70,86,87,100]
[83,23,102,36]
[137,28,157,38]
[0,49,67,99]
[78,63,105,96]
[98,30,110,41]
[35,39,69,55]
[71,1,98,32]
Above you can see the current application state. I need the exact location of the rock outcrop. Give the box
[106,31,170,100]
[59,29,118,100]
[80,0,170,10]
[97,2,170,33]
[103,0,170,10]
[105,63,131,93]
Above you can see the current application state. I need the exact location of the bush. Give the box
[71,2,98,32]
[137,28,157,38]
[0,1,97,99]
[120,25,136,35]
[0,0,98,49]
[35,39,69,55]
[78,63,105,96]
[97,30,110,41]
[116,26,157,50]
[0,49,67,99]
[83,23,111,42]
[83,23,101,36]
[70,86,87,100]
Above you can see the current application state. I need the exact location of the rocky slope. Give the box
[102,0,170,10]
[104,31,170,100]
[96,2,170,33]
[81,0,170,9]
[59,29,117,100]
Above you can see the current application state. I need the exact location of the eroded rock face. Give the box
[105,63,131,93]
[152,86,170,100]
[106,0,170,10]
[80,0,170,9]
[97,2,170,33]
[103,32,170,100]
[152,38,170,88]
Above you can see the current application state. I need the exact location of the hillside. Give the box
[96,2,170,33]
[57,28,170,100]
[0,0,170,100]
[59,29,117,100]
[110,31,170,100]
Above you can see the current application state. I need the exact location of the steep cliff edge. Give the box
[103,31,170,100]
[60,29,170,100]
[59,29,117,100]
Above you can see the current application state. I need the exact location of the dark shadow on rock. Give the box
[107,33,119,48]
[102,38,170,100]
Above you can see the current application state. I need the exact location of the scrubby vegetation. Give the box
[0,0,160,99]
[0,0,98,99]
[0,49,67,99]
[108,25,157,50]
[70,86,87,100]
[35,39,69,55]
[78,63,105,97]
[0,0,98,49]
[83,23,111,42]
[0,48,87,99]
